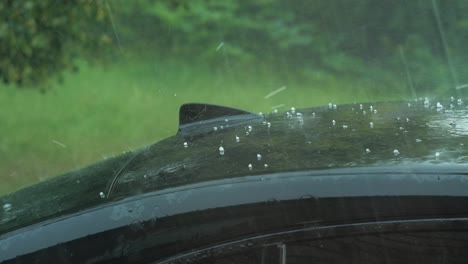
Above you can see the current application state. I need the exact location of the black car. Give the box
[1,100,468,263]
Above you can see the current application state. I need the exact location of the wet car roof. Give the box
[1,99,468,236]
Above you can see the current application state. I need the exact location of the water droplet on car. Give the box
[219,146,225,156]
[393,149,400,156]
[99,192,105,198]
[3,203,12,212]
[183,142,188,148]
[257,154,262,161]
[248,164,253,171]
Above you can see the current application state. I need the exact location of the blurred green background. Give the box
[1,0,468,195]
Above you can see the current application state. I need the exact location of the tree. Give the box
[0,0,112,87]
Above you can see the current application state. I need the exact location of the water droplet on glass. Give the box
[219,146,225,156]
[369,122,374,128]
[248,164,253,171]
[332,120,336,126]
[393,149,400,156]
[365,148,371,154]
[183,142,188,148]
[99,192,105,199]
[235,135,240,142]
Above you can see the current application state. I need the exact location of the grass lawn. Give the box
[0,57,411,195]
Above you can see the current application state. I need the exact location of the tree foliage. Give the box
[0,0,112,86]
[3,0,468,90]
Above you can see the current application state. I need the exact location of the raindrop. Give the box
[235,135,240,142]
[99,192,105,199]
[219,146,225,156]
[257,154,262,161]
[332,120,336,126]
[365,148,371,154]
[183,142,188,148]
[213,127,218,131]
[291,107,296,114]
[415,139,422,143]
[369,122,374,128]
[393,149,400,156]
[3,203,12,212]
[248,164,253,171]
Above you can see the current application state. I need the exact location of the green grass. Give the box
[0,57,412,195]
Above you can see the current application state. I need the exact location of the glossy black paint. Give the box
[1,101,468,263]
